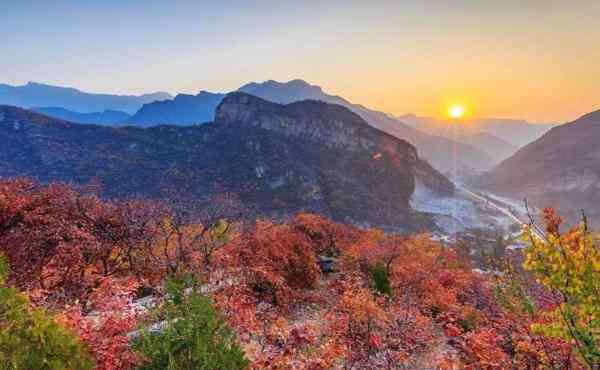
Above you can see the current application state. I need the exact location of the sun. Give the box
[448,104,465,119]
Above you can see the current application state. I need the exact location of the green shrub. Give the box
[134,278,249,370]
[371,262,392,296]
[0,255,93,370]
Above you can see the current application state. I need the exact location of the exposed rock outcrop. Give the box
[216,92,454,197]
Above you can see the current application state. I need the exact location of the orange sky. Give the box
[3,0,599,123]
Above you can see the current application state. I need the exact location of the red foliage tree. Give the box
[0,178,161,305]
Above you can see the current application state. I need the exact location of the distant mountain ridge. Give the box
[32,107,130,125]
[0,98,453,231]
[400,114,554,148]
[127,91,225,126]
[398,114,526,164]
[0,82,171,114]
[484,108,600,226]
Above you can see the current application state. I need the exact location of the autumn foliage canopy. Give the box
[0,178,597,369]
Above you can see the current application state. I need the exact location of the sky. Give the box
[1,0,599,123]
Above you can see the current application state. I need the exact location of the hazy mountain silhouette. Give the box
[0,82,171,114]
[398,114,524,163]
[484,108,600,226]
[0,97,453,231]
[127,91,225,126]
[400,114,554,148]
[32,107,130,125]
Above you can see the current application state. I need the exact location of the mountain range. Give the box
[0,94,453,231]
[125,79,493,173]
[127,91,225,126]
[0,82,171,114]
[483,109,600,226]
[32,107,130,125]
[2,79,560,176]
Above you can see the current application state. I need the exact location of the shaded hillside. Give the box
[127,91,225,126]
[484,109,600,226]
[0,97,453,231]
[33,107,130,125]
[0,81,171,114]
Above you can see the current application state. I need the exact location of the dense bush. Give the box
[0,255,93,370]
[231,220,321,306]
[134,278,249,370]
[371,262,392,296]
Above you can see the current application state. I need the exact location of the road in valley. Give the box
[457,186,544,240]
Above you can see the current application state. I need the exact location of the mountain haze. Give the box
[399,114,523,164]
[32,107,130,125]
[0,82,171,114]
[127,91,225,126]
[401,114,554,148]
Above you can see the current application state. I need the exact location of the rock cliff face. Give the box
[0,97,453,231]
[216,93,454,196]
[216,93,414,153]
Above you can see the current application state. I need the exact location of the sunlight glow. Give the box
[448,104,465,119]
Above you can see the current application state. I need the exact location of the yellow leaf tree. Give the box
[523,208,600,368]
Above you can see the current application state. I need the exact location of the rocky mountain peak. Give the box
[216,92,415,155]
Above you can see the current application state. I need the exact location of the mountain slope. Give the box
[0,82,171,114]
[32,107,130,125]
[484,109,600,226]
[127,91,225,126]
[460,133,518,164]
[0,98,453,231]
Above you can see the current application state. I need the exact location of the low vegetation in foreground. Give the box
[0,178,598,369]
